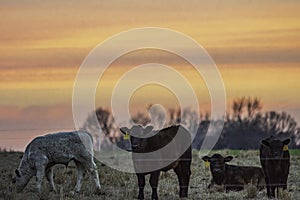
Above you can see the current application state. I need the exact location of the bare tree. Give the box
[232,97,262,124]
[95,108,114,135]
[82,107,116,151]
[167,108,181,126]
[263,111,297,135]
[131,112,150,126]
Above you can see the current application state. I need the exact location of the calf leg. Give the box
[257,176,265,191]
[266,185,271,198]
[280,175,288,190]
[84,159,101,192]
[265,175,275,198]
[74,161,85,193]
[35,164,46,194]
[208,179,215,189]
[137,173,145,200]
[266,184,276,198]
[270,186,276,198]
[149,171,160,200]
[31,154,48,194]
[174,161,191,198]
[46,167,56,193]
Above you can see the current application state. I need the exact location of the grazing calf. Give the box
[12,131,101,194]
[260,136,290,198]
[202,154,265,191]
[120,125,192,200]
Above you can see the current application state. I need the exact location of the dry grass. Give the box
[245,183,258,199]
[277,188,293,200]
[0,150,299,199]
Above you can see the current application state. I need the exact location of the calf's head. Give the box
[261,138,290,159]
[202,154,233,183]
[12,169,31,192]
[120,125,153,152]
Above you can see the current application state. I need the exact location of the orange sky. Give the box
[0,0,300,150]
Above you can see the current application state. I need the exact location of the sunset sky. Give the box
[0,0,300,150]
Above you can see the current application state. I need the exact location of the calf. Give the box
[260,136,290,198]
[120,125,192,200]
[12,131,101,194]
[202,154,265,191]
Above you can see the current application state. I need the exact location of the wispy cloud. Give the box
[0,105,74,130]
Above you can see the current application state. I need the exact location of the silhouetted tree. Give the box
[82,107,117,151]
[216,97,298,149]
[262,111,297,135]
[131,112,150,126]
[232,97,262,124]
[167,108,181,125]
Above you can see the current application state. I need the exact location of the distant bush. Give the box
[0,148,15,153]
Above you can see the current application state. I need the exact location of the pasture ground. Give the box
[0,150,299,200]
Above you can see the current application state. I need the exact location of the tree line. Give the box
[82,97,300,150]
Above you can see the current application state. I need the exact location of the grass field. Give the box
[0,149,299,200]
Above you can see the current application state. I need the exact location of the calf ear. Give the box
[120,127,130,135]
[283,138,291,145]
[261,139,270,147]
[224,156,233,162]
[144,126,153,134]
[202,156,211,162]
[15,169,20,177]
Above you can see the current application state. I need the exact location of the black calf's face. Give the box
[261,138,290,159]
[202,154,233,176]
[130,136,145,151]
[120,125,153,152]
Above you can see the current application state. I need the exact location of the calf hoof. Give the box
[95,187,105,195]
[50,188,57,194]
[151,193,158,200]
[138,194,144,200]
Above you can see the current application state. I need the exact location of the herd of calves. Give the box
[12,125,291,199]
